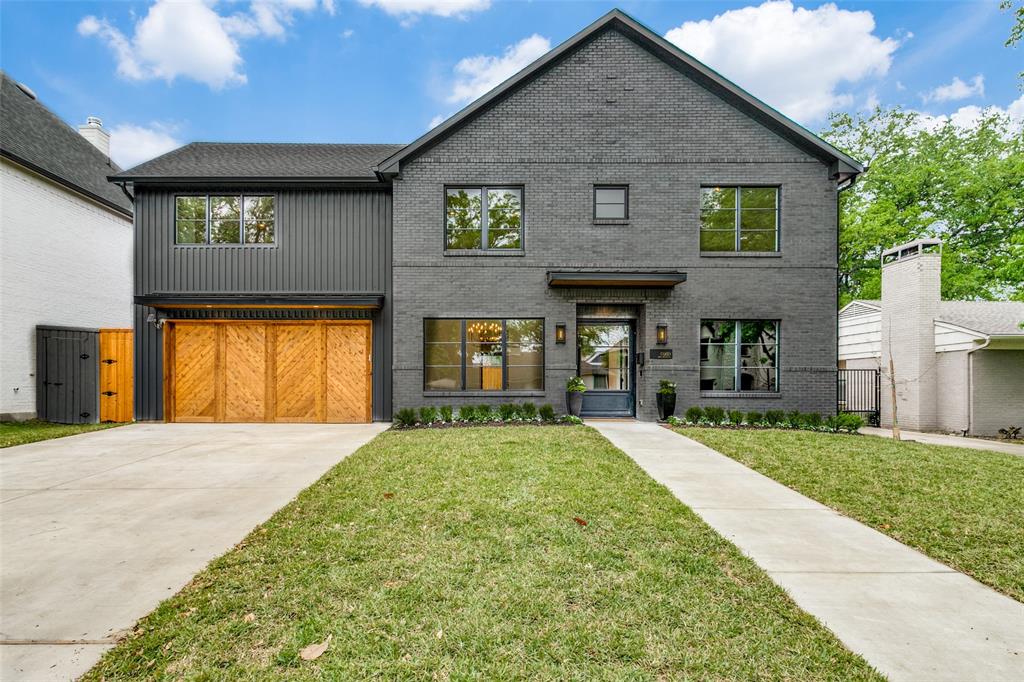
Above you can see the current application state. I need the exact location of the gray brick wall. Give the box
[391,27,840,420]
[970,350,1024,437]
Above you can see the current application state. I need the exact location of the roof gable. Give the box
[376,9,864,179]
[0,72,132,215]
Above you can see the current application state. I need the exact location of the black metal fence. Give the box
[838,368,880,426]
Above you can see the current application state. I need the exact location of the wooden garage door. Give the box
[166,321,371,423]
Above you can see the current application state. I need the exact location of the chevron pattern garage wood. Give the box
[166,321,371,423]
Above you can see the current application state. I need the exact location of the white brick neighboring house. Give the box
[0,73,133,421]
[838,239,1024,437]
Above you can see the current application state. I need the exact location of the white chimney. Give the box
[879,238,942,432]
[78,116,110,157]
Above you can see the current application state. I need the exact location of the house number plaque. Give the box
[650,349,673,360]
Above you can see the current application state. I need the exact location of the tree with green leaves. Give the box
[822,106,1024,305]
[1001,1,1023,86]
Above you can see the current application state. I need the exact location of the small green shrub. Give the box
[520,402,538,420]
[746,411,764,425]
[439,405,454,422]
[477,404,495,422]
[419,406,438,424]
[498,403,518,421]
[786,410,803,428]
[538,404,556,421]
[704,406,726,424]
[684,406,704,423]
[657,379,677,395]
[394,408,417,427]
[803,412,823,428]
[830,412,864,433]
[667,415,684,427]
[561,414,583,425]
[728,410,744,425]
[458,405,476,422]
[764,410,784,426]
[566,376,587,392]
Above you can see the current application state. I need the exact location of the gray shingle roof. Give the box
[0,72,131,214]
[937,301,1024,336]
[111,142,405,181]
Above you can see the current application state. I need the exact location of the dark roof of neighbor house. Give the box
[375,8,865,180]
[111,142,404,182]
[0,72,132,215]
[846,299,1024,337]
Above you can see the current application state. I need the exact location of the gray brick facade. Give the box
[391,28,840,420]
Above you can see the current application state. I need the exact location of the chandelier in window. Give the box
[467,321,502,341]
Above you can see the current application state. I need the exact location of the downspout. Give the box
[114,181,135,204]
[965,337,991,436]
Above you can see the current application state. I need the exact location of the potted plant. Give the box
[656,380,677,421]
[566,376,586,417]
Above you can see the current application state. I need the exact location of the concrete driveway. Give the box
[0,422,387,681]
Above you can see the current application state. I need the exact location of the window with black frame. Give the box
[175,194,275,245]
[700,320,778,391]
[594,185,628,219]
[424,318,543,391]
[445,187,522,251]
[700,186,778,252]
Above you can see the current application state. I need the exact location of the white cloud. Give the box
[428,113,448,128]
[664,0,899,123]
[358,0,489,19]
[108,122,183,169]
[863,90,880,111]
[922,74,984,103]
[445,33,550,104]
[79,0,331,90]
[341,28,355,39]
[913,94,1024,132]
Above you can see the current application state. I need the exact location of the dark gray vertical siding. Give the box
[133,186,392,421]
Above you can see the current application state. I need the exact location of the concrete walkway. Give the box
[0,422,387,681]
[592,421,1024,682]
[861,426,1024,457]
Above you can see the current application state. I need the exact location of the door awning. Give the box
[546,271,686,288]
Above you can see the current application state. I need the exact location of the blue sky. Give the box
[1,0,1020,168]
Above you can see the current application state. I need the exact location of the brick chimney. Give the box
[78,116,110,157]
[879,239,942,431]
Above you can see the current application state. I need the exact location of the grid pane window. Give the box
[700,320,778,392]
[700,186,779,252]
[445,187,522,251]
[175,194,275,245]
[594,186,628,219]
[424,318,544,391]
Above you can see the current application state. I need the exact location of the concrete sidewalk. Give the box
[861,426,1024,457]
[592,421,1024,682]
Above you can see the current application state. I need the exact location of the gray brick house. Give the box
[111,9,863,423]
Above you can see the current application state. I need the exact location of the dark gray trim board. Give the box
[547,271,687,288]
[136,294,384,309]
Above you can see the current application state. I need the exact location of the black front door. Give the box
[577,320,635,417]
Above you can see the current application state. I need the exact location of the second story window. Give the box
[700,186,779,252]
[445,186,522,251]
[175,194,275,245]
[594,185,628,219]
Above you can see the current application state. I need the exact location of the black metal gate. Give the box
[838,368,880,425]
[36,326,99,424]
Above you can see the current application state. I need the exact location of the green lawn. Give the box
[86,426,878,681]
[0,419,122,448]
[677,427,1024,602]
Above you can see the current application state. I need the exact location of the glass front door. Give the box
[577,321,635,417]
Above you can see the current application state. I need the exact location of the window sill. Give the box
[700,251,781,258]
[443,249,525,257]
[424,390,546,398]
[592,219,630,226]
[701,391,781,399]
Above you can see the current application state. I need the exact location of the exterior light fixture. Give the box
[656,324,668,345]
[555,324,566,344]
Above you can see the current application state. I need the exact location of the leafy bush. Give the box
[520,402,538,420]
[803,412,823,428]
[728,410,744,425]
[667,415,684,427]
[477,404,495,422]
[786,410,803,428]
[439,405,453,422]
[704,406,726,425]
[458,405,476,422]
[394,408,417,427]
[657,379,677,395]
[764,410,785,426]
[419,406,438,424]
[566,376,587,393]
[538,404,556,421]
[561,415,584,425]
[746,411,764,425]
[498,403,518,421]
[684,406,704,423]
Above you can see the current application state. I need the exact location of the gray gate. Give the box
[36,326,99,424]
[838,368,880,426]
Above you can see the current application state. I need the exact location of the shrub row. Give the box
[669,407,864,434]
[393,403,579,428]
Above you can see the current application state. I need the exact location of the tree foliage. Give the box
[822,107,1024,305]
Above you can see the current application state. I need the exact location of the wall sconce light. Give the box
[555,324,566,344]
[656,323,668,345]
[146,312,166,330]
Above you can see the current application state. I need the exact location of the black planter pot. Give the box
[566,391,584,417]
[656,393,676,421]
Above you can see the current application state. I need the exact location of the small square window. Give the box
[594,185,628,220]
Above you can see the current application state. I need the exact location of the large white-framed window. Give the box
[700,320,779,392]
[700,186,779,252]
